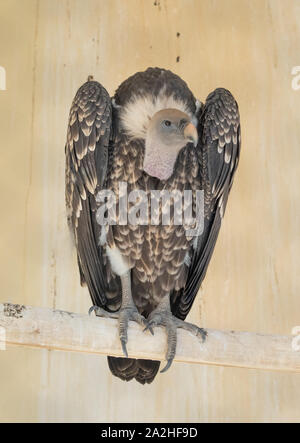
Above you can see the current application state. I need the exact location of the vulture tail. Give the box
[107,356,160,384]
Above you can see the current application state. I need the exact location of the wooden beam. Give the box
[0,303,299,373]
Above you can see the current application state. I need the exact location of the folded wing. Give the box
[171,88,241,319]
[65,80,119,308]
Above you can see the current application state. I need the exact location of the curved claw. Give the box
[148,326,154,336]
[132,312,150,332]
[143,323,154,335]
[88,306,97,316]
[160,358,173,373]
[121,339,128,358]
[198,328,207,342]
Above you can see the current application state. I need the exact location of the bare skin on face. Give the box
[143,109,198,181]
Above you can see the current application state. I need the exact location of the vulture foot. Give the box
[89,304,151,358]
[89,272,153,357]
[144,296,207,373]
[117,305,149,357]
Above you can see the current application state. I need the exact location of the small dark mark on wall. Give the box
[154,0,161,10]
[176,56,180,63]
[176,32,180,38]
[4,303,26,318]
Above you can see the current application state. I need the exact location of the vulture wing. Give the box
[65,80,118,309]
[171,88,241,319]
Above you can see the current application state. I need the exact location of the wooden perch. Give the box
[0,303,299,373]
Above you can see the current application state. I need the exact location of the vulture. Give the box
[65,67,240,384]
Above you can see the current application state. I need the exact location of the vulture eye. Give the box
[163,120,172,127]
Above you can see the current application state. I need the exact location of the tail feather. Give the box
[107,356,160,384]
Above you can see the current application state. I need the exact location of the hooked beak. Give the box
[183,122,198,147]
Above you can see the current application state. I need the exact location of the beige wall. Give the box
[0,0,300,422]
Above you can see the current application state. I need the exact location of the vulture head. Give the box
[143,109,198,181]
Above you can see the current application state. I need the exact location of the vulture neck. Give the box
[143,136,185,181]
